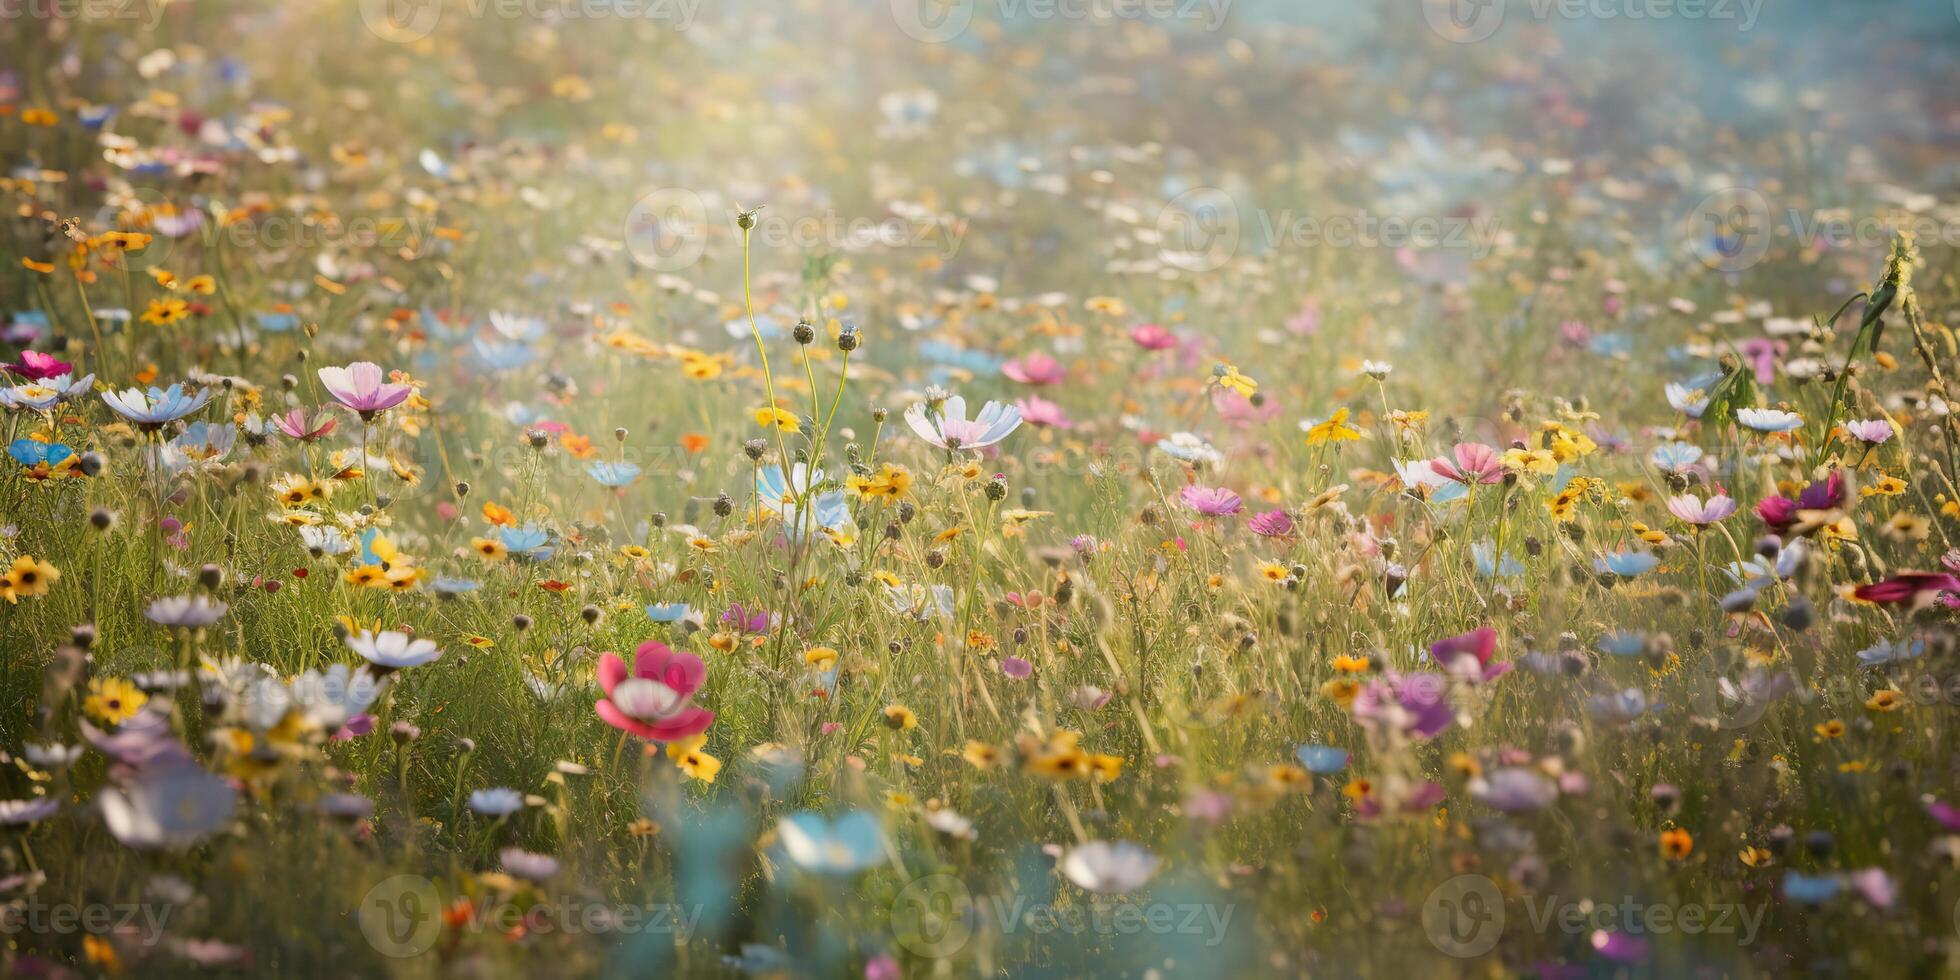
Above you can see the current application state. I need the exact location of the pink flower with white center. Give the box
[272,407,338,442]
[1179,484,1242,516]
[1002,351,1066,385]
[1429,443,1505,485]
[1128,323,1176,350]
[317,362,411,419]
[1666,492,1739,526]
[1014,395,1073,429]
[594,640,715,742]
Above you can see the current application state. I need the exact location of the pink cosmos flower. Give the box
[1844,418,1893,444]
[594,640,715,742]
[317,362,412,418]
[272,407,338,442]
[5,350,72,381]
[1128,324,1176,350]
[1015,394,1074,429]
[1179,484,1242,516]
[1666,493,1738,525]
[1429,443,1505,485]
[1247,509,1295,537]
[1002,351,1066,385]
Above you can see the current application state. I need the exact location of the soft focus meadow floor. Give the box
[4,2,1960,977]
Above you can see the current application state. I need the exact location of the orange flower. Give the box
[681,432,710,453]
[1660,828,1694,860]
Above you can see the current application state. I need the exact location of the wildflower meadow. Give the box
[3,1,1960,976]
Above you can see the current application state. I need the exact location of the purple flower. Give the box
[721,602,771,634]
[1352,673,1453,740]
[1247,509,1295,537]
[317,362,411,418]
[1179,484,1242,517]
[1797,470,1845,510]
[1000,656,1032,679]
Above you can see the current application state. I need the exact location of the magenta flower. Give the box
[1002,351,1066,385]
[721,602,771,634]
[1430,626,1496,667]
[317,362,411,418]
[1429,443,1505,485]
[1430,626,1511,682]
[5,350,72,381]
[594,640,715,742]
[1756,494,1797,533]
[1852,572,1960,608]
[1179,484,1242,516]
[1247,509,1294,537]
[1666,492,1738,525]
[272,407,338,442]
[1015,394,1073,429]
[1001,656,1032,679]
[1128,324,1176,350]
